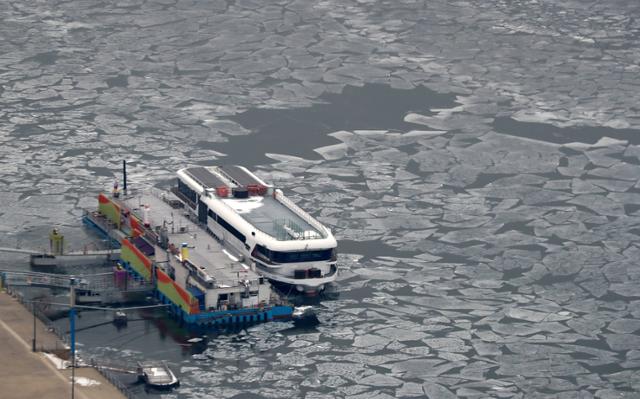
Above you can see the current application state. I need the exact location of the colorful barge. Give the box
[83,186,295,327]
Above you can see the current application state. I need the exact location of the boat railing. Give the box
[273,189,328,239]
[254,259,284,269]
[83,208,114,232]
[213,277,260,290]
[142,228,159,247]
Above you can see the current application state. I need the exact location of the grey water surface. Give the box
[2,0,640,398]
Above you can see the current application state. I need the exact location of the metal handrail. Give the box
[273,190,328,239]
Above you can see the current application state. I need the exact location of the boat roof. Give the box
[180,166,325,241]
[183,165,265,189]
[185,166,227,189]
[222,195,322,241]
[219,165,263,187]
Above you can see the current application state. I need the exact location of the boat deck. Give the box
[180,165,323,241]
[121,192,258,285]
[221,195,321,241]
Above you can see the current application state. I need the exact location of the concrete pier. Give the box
[0,291,126,399]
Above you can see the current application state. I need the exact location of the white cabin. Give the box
[174,165,338,294]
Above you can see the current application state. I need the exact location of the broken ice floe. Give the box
[4,1,640,397]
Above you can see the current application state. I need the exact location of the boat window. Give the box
[178,179,197,204]
[254,244,269,257]
[217,215,246,243]
[253,244,334,263]
[207,209,217,220]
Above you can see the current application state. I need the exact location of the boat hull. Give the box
[253,262,337,295]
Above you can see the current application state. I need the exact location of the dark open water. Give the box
[2,0,640,398]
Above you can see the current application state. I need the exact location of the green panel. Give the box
[98,198,121,228]
[121,244,151,280]
[158,281,191,313]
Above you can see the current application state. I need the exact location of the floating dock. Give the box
[83,188,295,327]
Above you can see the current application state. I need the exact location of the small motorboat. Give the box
[113,311,127,326]
[75,289,102,304]
[292,306,319,326]
[137,361,179,389]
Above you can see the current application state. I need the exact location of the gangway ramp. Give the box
[0,270,153,294]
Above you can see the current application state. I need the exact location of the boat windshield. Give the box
[253,244,335,263]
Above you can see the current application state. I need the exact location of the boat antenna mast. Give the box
[123,160,128,194]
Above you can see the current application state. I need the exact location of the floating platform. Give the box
[84,189,297,327]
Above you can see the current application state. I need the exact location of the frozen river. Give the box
[2,0,640,397]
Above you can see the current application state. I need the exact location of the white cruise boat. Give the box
[173,165,338,294]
